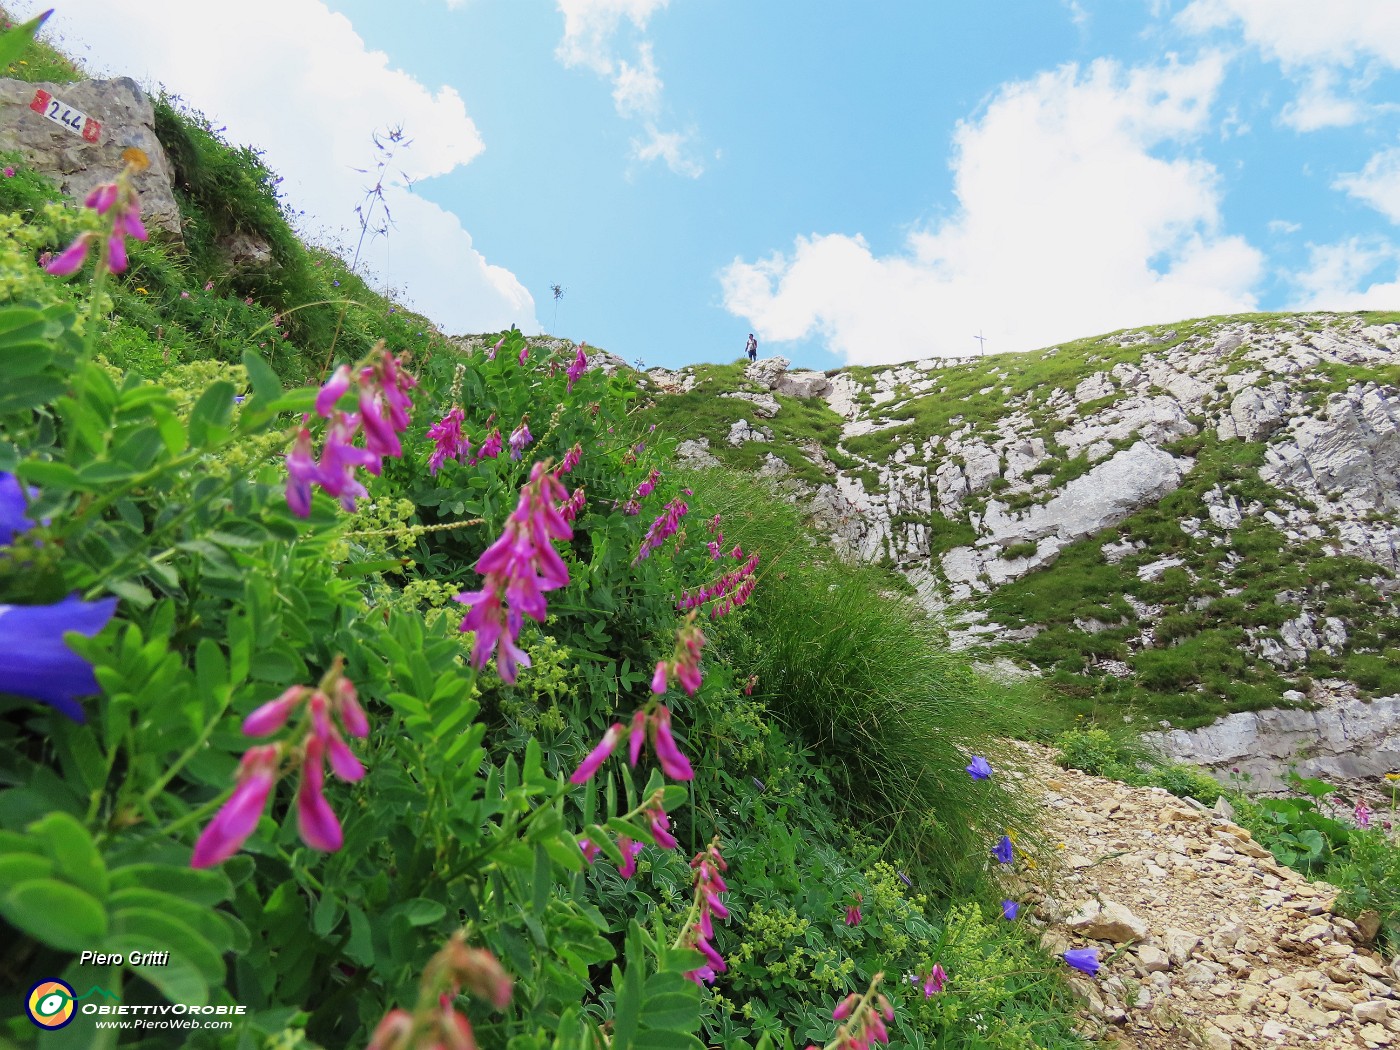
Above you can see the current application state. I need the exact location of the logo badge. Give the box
[26,979,76,1030]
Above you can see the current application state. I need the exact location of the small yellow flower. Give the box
[1057,842,1067,849]
[135,287,148,295]
[121,146,149,172]
[19,60,27,65]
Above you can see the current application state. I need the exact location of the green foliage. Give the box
[688,469,1048,896]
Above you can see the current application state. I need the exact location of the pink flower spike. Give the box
[922,963,947,997]
[241,685,307,736]
[43,233,94,276]
[191,746,279,868]
[652,707,694,781]
[845,904,862,926]
[629,709,648,766]
[316,365,352,417]
[833,994,858,1021]
[570,722,625,784]
[296,736,343,851]
[651,660,668,695]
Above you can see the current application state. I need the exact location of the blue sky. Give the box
[16,0,1400,368]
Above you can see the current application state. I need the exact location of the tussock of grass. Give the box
[691,469,1052,895]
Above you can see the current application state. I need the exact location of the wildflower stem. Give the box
[80,256,109,366]
[140,689,235,807]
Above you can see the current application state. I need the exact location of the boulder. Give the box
[1064,899,1149,944]
[775,369,831,399]
[0,76,181,238]
[744,356,790,390]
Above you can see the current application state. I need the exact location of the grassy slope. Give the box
[641,314,1400,729]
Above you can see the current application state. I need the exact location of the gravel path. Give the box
[1010,744,1400,1049]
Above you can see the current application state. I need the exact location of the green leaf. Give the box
[109,906,224,987]
[0,374,67,413]
[241,348,283,404]
[108,864,231,907]
[106,933,209,1004]
[195,638,228,706]
[29,812,107,901]
[16,459,82,490]
[396,898,446,927]
[0,878,107,951]
[639,991,700,1031]
[0,9,50,70]
[188,381,236,446]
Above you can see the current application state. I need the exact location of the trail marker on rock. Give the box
[28,88,101,142]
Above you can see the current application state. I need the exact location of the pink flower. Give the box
[296,735,343,851]
[1356,802,1372,829]
[43,232,96,276]
[285,427,322,518]
[455,463,572,683]
[618,837,644,878]
[647,803,679,849]
[833,994,858,1021]
[579,838,600,864]
[242,685,308,736]
[426,406,468,474]
[559,485,587,523]
[508,416,533,461]
[652,706,695,780]
[652,618,706,696]
[922,964,947,997]
[682,838,730,985]
[845,903,862,926]
[566,343,590,392]
[191,745,280,868]
[634,497,688,563]
[470,427,503,465]
[637,469,661,498]
[557,443,582,475]
[518,341,529,366]
[2,166,14,178]
[570,722,625,783]
[316,364,352,417]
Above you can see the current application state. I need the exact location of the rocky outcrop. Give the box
[645,313,1400,741]
[1144,696,1400,790]
[0,76,181,238]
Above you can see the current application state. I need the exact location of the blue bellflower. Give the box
[1063,948,1100,976]
[0,471,39,546]
[992,835,1014,864]
[965,755,993,780]
[0,595,117,722]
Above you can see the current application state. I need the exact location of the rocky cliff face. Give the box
[642,313,1400,733]
[0,76,182,237]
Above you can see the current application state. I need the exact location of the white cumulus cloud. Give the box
[1179,0,1400,131]
[554,0,701,177]
[1290,237,1400,310]
[1178,0,1400,68]
[11,0,537,334]
[721,55,1262,365]
[1336,147,1400,225]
